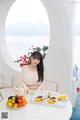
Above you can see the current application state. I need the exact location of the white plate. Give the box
[6,105,27,110]
[6,104,27,110]
[30,91,68,108]
[57,95,68,102]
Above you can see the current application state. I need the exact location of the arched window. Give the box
[5,0,50,68]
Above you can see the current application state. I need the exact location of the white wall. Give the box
[0,0,74,98]
[42,0,74,97]
[0,0,19,88]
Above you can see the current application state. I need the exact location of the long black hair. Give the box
[30,51,44,82]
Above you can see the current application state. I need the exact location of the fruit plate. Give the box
[6,95,27,110]
[6,104,27,110]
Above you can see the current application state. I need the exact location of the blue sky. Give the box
[6,0,49,24]
[5,0,80,36]
[5,0,49,36]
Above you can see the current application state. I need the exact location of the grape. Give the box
[8,96,13,100]
[15,98,19,103]
[36,96,43,98]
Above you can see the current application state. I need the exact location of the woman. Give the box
[21,51,44,94]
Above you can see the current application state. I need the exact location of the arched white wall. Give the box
[42,0,73,97]
[0,0,19,88]
[0,0,74,97]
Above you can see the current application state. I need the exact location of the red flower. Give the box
[24,55,26,58]
[20,63,24,67]
[77,87,80,93]
[15,45,48,68]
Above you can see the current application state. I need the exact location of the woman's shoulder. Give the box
[21,65,29,71]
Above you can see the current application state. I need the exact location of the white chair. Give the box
[12,75,22,87]
[0,74,14,99]
[0,74,4,89]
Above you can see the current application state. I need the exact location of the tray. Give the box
[30,91,68,108]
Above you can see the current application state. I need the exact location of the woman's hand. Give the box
[26,85,39,90]
[23,81,41,94]
[22,83,29,94]
[26,81,41,90]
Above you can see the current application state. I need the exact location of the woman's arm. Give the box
[24,81,41,90]
[37,81,45,90]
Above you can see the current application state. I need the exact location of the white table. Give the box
[0,91,72,120]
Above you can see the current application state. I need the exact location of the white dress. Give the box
[19,65,43,94]
[13,65,42,95]
[21,65,38,85]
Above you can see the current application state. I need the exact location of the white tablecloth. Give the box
[0,91,72,120]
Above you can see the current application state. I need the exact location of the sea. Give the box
[6,36,80,66]
[6,36,49,61]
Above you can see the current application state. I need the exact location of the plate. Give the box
[30,92,68,107]
[46,98,57,105]
[57,95,68,101]
[6,104,27,110]
[30,93,58,106]
[6,95,28,110]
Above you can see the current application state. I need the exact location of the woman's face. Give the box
[30,57,40,66]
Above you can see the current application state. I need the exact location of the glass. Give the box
[13,87,26,96]
[0,93,3,101]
